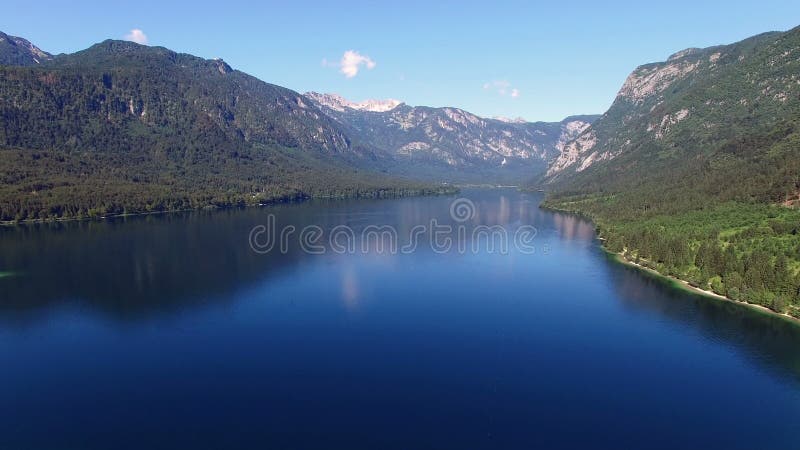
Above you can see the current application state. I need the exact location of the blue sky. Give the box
[3,0,800,121]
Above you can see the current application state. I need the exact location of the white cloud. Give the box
[483,80,520,99]
[124,29,148,45]
[338,50,376,78]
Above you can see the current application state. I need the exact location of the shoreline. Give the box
[538,201,800,325]
[607,248,800,325]
[0,187,459,227]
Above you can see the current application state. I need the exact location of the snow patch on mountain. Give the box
[492,116,527,123]
[304,92,402,112]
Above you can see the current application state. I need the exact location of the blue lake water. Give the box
[0,189,798,449]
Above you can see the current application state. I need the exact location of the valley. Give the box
[2,5,800,449]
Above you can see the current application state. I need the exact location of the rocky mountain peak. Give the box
[213,58,233,74]
[304,92,403,112]
[0,30,53,66]
[492,116,528,124]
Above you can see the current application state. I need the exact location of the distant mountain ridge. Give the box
[305,92,403,112]
[492,116,528,124]
[305,92,599,182]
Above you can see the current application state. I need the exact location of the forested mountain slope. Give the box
[541,26,800,318]
[0,39,448,221]
[0,31,53,66]
[544,28,800,205]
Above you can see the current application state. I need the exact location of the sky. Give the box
[3,0,800,122]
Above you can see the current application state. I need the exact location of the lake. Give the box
[0,189,798,449]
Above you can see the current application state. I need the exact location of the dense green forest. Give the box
[541,27,800,318]
[0,40,453,222]
[0,144,454,223]
[543,198,800,318]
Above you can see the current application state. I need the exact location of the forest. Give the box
[542,197,800,318]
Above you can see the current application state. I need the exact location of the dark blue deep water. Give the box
[0,189,798,449]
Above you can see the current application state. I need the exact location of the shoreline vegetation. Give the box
[608,250,800,325]
[527,25,800,324]
[0,185,459,226]
[539,201,800,324]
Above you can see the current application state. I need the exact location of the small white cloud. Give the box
[321,50,378,78]
[484,80,520,99]
[339,50,376,78]
[124,29,148,45]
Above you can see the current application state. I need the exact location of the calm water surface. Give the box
[0,189,798,449]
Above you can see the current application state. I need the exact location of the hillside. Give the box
[543,28,799,204]
[541,26,800,317]
[0,39,450,222]
[306,92,598,183]
[0,31,53,66]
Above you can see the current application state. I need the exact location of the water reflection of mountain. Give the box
[539,206,800,386]
[606,254,800,384]
[0,190,546,323]
[4,187,799,398]
[0,207,303,322]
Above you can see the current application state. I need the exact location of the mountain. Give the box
[9,40,358,155]
[0,38,449,222]
[305,92,599,183]
[0,31,53,66]
[543,28,799,199]
[492,116,528,124]
[304,92,403,112]
[541,26,800,318]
